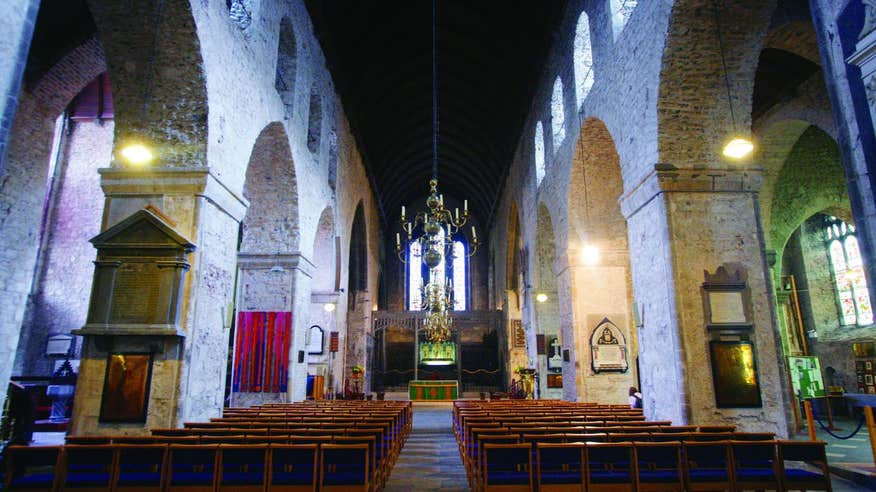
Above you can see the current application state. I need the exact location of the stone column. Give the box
[621,165,789,434]
[560,251,636,406]
[69,168,246,434]
[344,290,371,395]
[234,252,313,405]
[0,0,38,174]
[846,11,876,310]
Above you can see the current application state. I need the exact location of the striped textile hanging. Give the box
[233,311,292,393]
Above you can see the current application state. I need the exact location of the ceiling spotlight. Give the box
[324,303,336,313]
[120,143,154,166]
[581,245,600,265]
[536,293,548,303]
[722,137,754,160]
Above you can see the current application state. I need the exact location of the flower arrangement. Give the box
[514,365,525,375]
[351,365,365,375]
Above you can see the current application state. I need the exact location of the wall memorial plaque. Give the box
[710,341,762,408]
[99,353,153,422]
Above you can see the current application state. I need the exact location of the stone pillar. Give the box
[561,251,636,406]
[0,0,38,174]
[846,12,876,311]
[69,168,246,434]
[344,290,371,395]
[621,165,789,434]
[233,252,313,405]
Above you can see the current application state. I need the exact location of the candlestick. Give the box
[455,208,459,220]
[464,199,468,212]
[401,206,406,219]
[396,232,400,248]
[472,226,477,239]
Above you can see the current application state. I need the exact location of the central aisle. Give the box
[383,402,469,491]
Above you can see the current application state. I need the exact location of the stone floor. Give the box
[383,402,469,491]
[792,414,876,490]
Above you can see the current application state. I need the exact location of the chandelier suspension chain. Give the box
[711,0,737,130]
[432,0,440,181]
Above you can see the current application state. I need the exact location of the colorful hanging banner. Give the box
[233,311,291,393]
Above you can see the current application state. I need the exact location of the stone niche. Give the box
[75,209,196,338]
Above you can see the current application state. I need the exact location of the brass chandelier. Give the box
[394,0,479,347]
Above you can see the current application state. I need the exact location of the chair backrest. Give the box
[634,441,683,485]
[610,432,652,442]
[62,444,117,489]
[732,432,775,441]
[535,442,584,487]
[114,443,168,489]
[730,441,779,485]
[166,444,219,489]
[585,442,635,486]
[320,443,369,491]
[217,444,268,488]
[268,444,318,488]
[682,440,732,487]
[4,445,62,491]
[777,440,830,489]
[691,432,733,441]
[65,435,112,445]
[483,443,533,489]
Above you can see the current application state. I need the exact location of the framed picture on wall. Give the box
[710,341,762,408]
[99,353,153,423]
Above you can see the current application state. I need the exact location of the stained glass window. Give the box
[825,216,873,326]
[407,229,467,311]
[452,241,467,310]
[408,241,423,311]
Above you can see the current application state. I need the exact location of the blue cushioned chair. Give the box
[113,443,168,492]
[165,444,218,492]
[730,440,779,491]
[483,442,532,492]
[683,440,733,491]
[585,442,635,492]
[777,440,832,491]
[320,443,369,492]
[3,445,62,491]
[634,441,684,491]
[217,444,267,492]
[536,442,585,492]
[267,443,318,492]
[60,444,116,491]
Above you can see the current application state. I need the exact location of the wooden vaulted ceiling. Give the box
[305,0,568,227]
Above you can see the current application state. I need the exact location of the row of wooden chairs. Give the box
[469,439,831,492]
[3,442,373,491]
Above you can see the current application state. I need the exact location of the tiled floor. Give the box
[792,414,876,490]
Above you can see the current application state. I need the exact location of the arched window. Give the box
[610,0,638,41]
[407,230,468,311]
[452,241,467,310]
[534,122,545,185]
[408,241,424,311]
[307,86,322,154]
[551,77,566,150]
[275,17,297,116]
[574,11,594,110]
[825,216,873,326]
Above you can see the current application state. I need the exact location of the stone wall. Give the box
[0,0,38,174]
[15,119,110,377]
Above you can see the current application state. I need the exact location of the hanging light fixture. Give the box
[395,0,479,358]
[712,0,754,160]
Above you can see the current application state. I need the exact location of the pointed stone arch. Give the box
[657,0,775,165]
[564,117,635,404]
[240,122,299,253]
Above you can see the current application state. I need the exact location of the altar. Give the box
[408,380,458,401]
